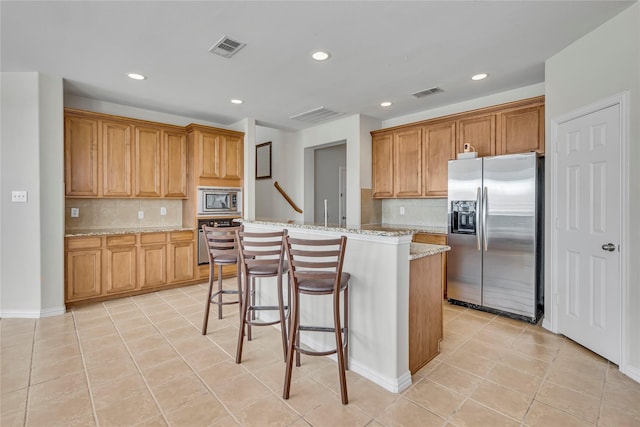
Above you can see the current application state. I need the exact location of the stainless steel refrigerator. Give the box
[447,153,544,322]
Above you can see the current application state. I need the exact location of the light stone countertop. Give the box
[65,226,194,237]
[244,219,447,237]
[409,242,450,260]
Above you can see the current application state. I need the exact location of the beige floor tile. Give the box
[347,376,400,418]
[140,357,194,388]
[85,354,139,387]
[82,343,131,367]
[423,362,483,397]
[164,392,231,426]
[198,360,248,391]
[602,380,640,417]
[0,370,30,394]
[599,402,640,427]
[215,372,273,414]
[252,359,288,392]
[28,371,88,405]
[304,397,373,427]
[132,341,182,367]
[30,354,85,385]
[135,415,169,427]
[94,388,161,427]
[170,334,221,356]
[470,379,533,421]
[524,401,594,427]
[1,386,28,415]
[112,315,153,331]
[449,399,520,427]
[150,373,209,412]
[497,348,551,378]
[91,371,149,410]
[545,363,605,399]
[442,350,495,377]
[32,341,81,365]
[126,332,171,354]
[283,375,335,415]
[26,388,94,427]
[183,345,233,373]
[118,323,160,341]
[403,378,465,419]
[1,409,26,427]
[375,397,445,427]
[152,316,193,332]
[457,337,505,361]
[485,361,543,396]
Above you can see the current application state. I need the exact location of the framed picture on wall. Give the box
[256,141,272,180]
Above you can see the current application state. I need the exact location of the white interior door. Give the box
[556,103,621,364]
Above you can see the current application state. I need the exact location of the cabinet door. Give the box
[497,104,545,155]
[163,130,188,198]
[394,128,422,197]
[168,231,195,283]
[197,130,222,179]
[66,249,102,301]
[104,245,137,294]
[220,135,244,183]
[139,244,167,288]
[372,133,394,198]
[134,126,162,197]
[65,115,100,197]
[457,114,496,158]
[422,122,455,197]
[102,121,133,197]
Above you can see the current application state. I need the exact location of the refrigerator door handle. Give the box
[476,187,482,251]
[483,186,488,251]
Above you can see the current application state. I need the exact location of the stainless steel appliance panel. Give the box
[447,158,483,305]
[482,154,537,317]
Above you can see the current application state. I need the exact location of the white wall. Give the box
[1,72,64,317]
[545,2,640,378]
[314,143,346,224]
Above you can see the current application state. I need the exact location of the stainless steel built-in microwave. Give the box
[197,186,242,217]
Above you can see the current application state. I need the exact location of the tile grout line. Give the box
[71,307,101,427]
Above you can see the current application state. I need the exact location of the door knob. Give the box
[601,243,616,252]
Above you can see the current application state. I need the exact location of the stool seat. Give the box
[297,272,350,294]
[247,260,289,276]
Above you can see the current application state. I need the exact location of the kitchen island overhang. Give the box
[242,219,449,393]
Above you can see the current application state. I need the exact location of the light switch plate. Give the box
[160,207,166,216]
[11,191,27,203]
[138,210,144,219]
[400,207,405,215]
[70,208,80,217]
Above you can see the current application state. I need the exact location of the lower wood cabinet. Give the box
[409,253,443,374]
[413,233,448,299]
[65,230,196,304]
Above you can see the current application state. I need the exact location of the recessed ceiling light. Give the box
[380,101,392,107]
[230,99,243,104]
[127,73,146,80]
[312,51,330,61]
[472,73,488,81]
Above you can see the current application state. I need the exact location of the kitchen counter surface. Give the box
[65,226,194,237]
[409,242,450,260]
[245,219,447,237]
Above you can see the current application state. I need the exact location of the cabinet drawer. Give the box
[140,233,167,245]
[67,236,102,250]
[106,234,136,247]
[413,233,447,245]
[170,230,194,242]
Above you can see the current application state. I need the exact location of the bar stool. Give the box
[201,225,242,335]
[235,229,290,364]
[282,235,350,405]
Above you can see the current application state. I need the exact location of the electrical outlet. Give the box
[70,208,80,218]
[160,207,166,216]
[138,210,144,219]
[11,191,27,203]
[400,207,405,215]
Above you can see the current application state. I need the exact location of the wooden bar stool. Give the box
[282,235,350,405]
[235,229,290,364]
[201,225,242,335]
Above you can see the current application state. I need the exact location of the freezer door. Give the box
[482,153,537,318]
[447,158,483,305]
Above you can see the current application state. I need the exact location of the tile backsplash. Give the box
[382,198,447,227]
[360,188,382,225]
[65,199,183,230]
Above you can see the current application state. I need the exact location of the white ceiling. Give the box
[1,1,634,131]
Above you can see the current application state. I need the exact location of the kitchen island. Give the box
[242,220,449,393]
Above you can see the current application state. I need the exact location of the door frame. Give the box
[547,91,630,375]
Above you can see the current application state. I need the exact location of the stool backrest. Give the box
[235,229,287,276]
[284,236,347,293]
[202,225,241,264]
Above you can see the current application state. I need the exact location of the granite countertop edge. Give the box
[409,243,451,260]
[243,219,447,237]
[65,226,195,237]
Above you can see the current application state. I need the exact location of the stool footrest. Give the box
[248,305,289,311]
[299,325,346,333]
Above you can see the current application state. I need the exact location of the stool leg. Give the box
[334,290,348,404]
[247,277,254,341]
[277,272,288,362]
[344,286,349,371]
[295,299,301,367]
[217,264,224,319]
[235,272,250,364]
[201,267,215,335]
[283,289,299,399]
[236,262,243,323]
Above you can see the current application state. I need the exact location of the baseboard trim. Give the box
[0,305,66,319]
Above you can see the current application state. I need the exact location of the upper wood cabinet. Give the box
[457,114,495,158]
[134,126,163,197]
[394,128,422,197]
[163,130,188,198]
[65,115,100,197]
[188,125,245,187]
[497,103,545,155]
[372,132,394,198]
[101,120,133,197]
[422,121,456,197]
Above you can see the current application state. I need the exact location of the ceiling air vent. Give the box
[289,107,344,124]
[209,36,246,58]
[411,87,444,98]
